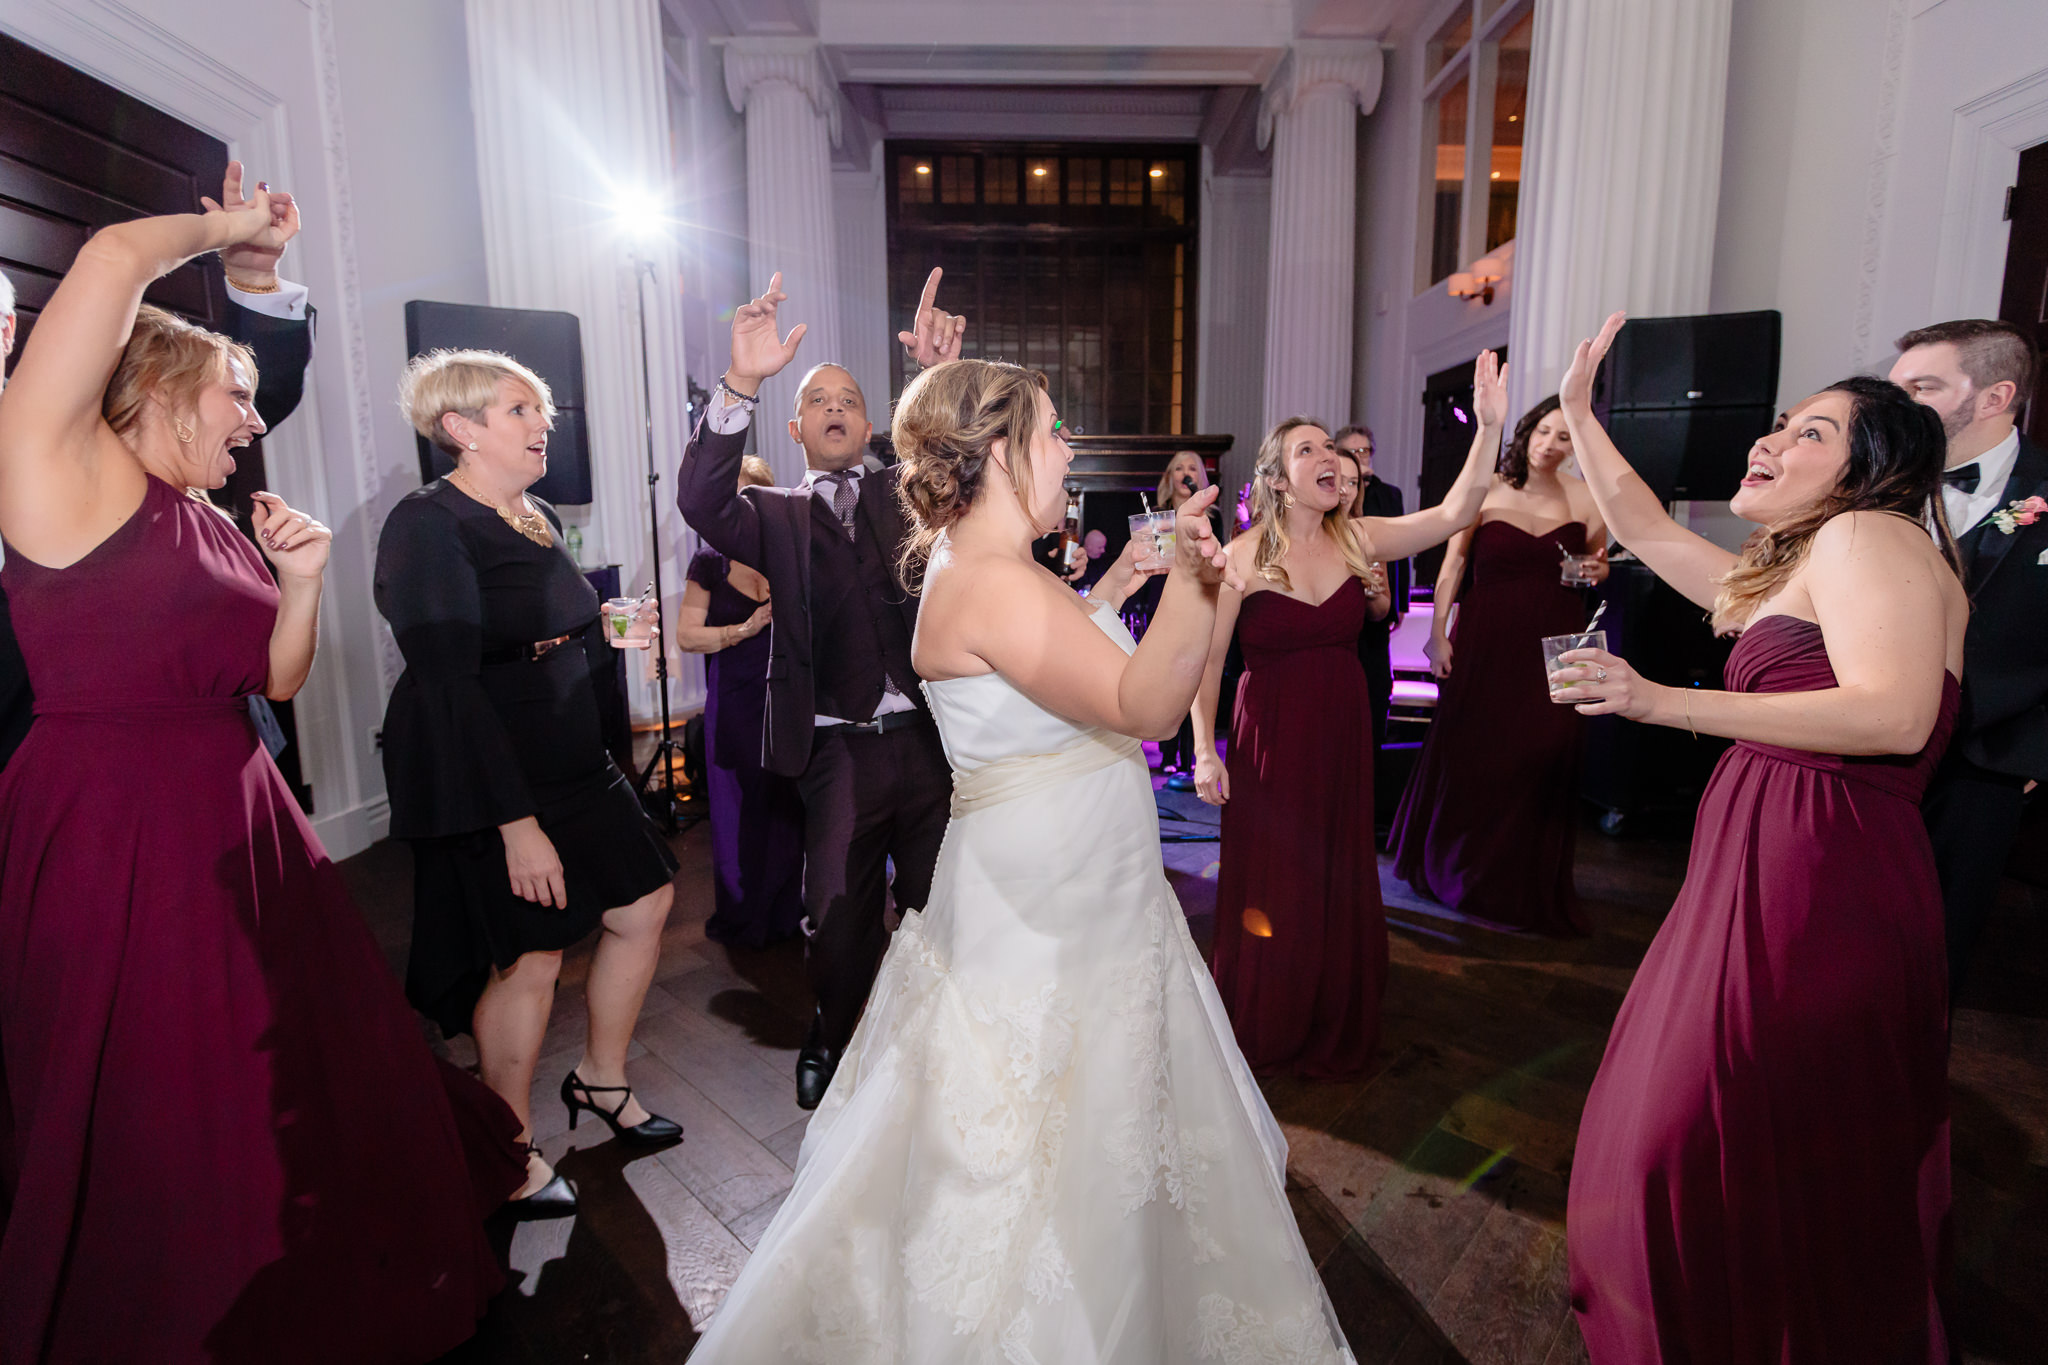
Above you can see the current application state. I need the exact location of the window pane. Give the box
[1148,160,1185,224]
[1486,7,1533,251]
[1066,157,1101,206]
[1026,157,1061,205]
[898,153,933,206]
[1426,2,1475,81]
[985,156,1018,204]
[1108,158,1144,207]
[1429,74,1468,283]
[940,154,976,204]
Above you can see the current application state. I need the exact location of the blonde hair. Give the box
[1247,417,1375,592]
[398,348,556,456]
[1156,450,1207,509]
[102,305,256,439]
[892,359,1045,591]
[738,455,774,490]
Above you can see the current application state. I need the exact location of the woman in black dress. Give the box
[678,455,804,948]
[380,349,681,1214]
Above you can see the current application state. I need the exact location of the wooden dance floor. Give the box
[336,799,2046,1364]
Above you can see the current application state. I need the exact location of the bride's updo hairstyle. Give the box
[893,358,1046,591]
[1711,374,1957,633]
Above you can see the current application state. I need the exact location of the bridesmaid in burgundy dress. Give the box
[1391,395,1605,933]
[1192,352,1512,1077]
[0,205,522,1360]
[1549,314,1966,1364]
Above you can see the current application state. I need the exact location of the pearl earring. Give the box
[467,442,479,451]
[173,418,195,444]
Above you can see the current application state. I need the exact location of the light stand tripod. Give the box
[626,252,700,833]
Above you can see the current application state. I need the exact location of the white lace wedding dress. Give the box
[688,597,1354,1364]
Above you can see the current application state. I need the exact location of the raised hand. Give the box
[1173,485,1243,592]
[201,163,298,289]
[727,271,807,390]
[252,491,331,579]
[1560,311,1627,415]
[898,267,966,368]
[1471,348,1509,429]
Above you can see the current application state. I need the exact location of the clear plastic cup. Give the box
[1128,510,1178,571]
[1542,629,1606,703]
[1560,553,1601,587]
[605,596,655,649]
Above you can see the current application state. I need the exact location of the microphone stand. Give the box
[626,251,701,834]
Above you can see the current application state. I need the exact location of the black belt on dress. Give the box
[480,633,578,665]
[817,709,925,737]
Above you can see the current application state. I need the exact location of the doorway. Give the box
[0,30,311,807]
[1998,140,2048,445]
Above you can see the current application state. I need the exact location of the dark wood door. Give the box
[0,30,310,806]
[1998,141,2048,446]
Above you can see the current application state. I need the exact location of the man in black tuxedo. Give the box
[0,163,314,770]
[1336,424,1407,751]
[677,269,964,1108]
[1890,320,2046,1001]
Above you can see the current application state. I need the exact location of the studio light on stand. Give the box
[615,191,700,834]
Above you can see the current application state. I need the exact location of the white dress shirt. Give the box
[227,275,310,321]
[703,387,914,726]
[1943,428,2022,537]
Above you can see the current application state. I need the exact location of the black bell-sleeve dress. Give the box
[375,480,678,1037]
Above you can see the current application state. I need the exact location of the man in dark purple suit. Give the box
[677,269,964,1108]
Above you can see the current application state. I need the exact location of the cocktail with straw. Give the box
[1541,599,1607,703]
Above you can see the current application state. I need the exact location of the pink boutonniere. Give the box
[1990,495,2047,535]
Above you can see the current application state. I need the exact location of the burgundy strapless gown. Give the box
[0,477,525,1363]
[1211,575,1386,1078]
[1568,615,1956,1364]
[1391,520,1590,933]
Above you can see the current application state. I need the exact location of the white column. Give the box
[465,0,694,714]
[726,38,843,487]
[1258,41,1384,432]
[1198,168,1272,509]
[833,153,891,420]
[1505,0,1734,423]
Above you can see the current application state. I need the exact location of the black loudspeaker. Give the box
[1594,309,1781,504]
[403,300,593,505]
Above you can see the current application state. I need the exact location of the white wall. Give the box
[1198,165,1273,505]
[1713,0,2048,405]
[0,0,494,858]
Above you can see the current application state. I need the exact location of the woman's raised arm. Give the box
[1360,350,1506,563]
[0,197,275,549]
[1556,312,1737,610]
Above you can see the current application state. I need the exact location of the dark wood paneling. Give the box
[0,30,310,807]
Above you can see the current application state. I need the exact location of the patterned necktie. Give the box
[1942,464,1981,495]
[821,469,860,541]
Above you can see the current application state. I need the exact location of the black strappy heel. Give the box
[560,1070,683,1147]
[504,1142,578,1220]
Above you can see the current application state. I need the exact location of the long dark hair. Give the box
[1711,374,1959,632]
[1497,395,1562,490]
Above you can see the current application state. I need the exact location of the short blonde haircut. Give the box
[102,305,257,438]
[738,455,775,490]
[399,348,555,456]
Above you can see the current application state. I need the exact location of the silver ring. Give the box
[1592,667,1608,682]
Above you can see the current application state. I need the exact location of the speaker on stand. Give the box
[1580,310,1780,833]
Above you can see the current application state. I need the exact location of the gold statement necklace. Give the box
[450,467,552,547]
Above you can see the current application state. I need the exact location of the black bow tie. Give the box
[1942,465,1981,494]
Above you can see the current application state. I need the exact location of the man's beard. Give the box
[1939,400,1973,445]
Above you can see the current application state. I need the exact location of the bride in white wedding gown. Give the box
[688,355,1354,1364]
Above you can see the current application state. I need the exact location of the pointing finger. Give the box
[223,161,246,206]
[917,266,942,318]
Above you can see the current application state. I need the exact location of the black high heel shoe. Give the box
[504,1142,578,1220]
[560,1070,684,1147]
